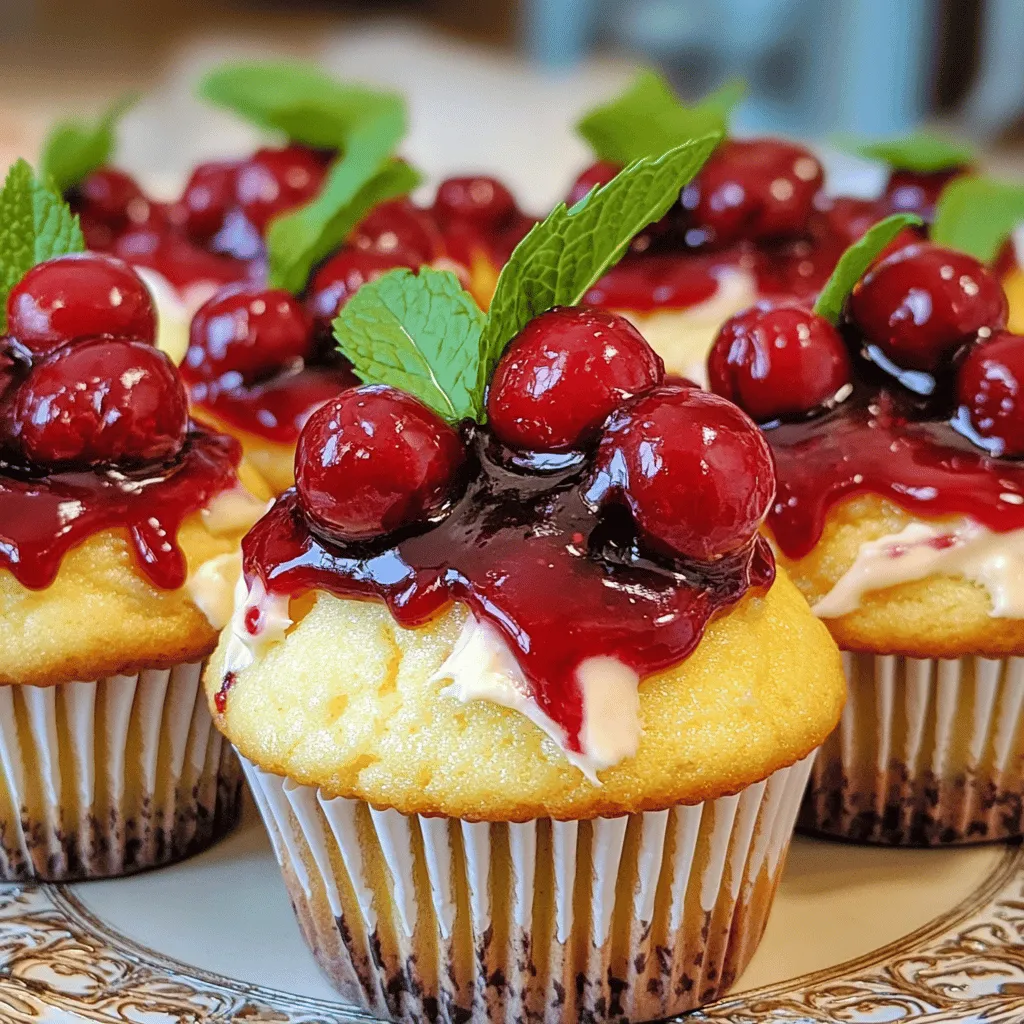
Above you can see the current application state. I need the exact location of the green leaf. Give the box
[576,69,743,164]
[0,159,85,331]
[266,155,420,294]
[480,136,721,375]
[333,267,487,423]
[198,60,405,150]
[38,93,137,194]
[838,130,975,173]
[931,176,1024,264]
[813,213,922,324]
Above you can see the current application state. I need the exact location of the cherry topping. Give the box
[955,331,1024,456]
[72,167,146,228]
[848,242,1008,373]
[567,160,621,206]
[351,198,441,264]
[685,138,823,246]
[13,338,188,468]
[7,253,156,357]
[306,246,418,328]
[883,166,965,220]
[180,160,240,242]
[294,385,466,542]
[708,302,853,423]
[185,284,313,384]
[591,386,775,562]
[235,145,327,232]
[434,176,515,228]
[486,306,664,451]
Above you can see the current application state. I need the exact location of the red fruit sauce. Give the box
[235,430,774,751]
[0,428,242,590]
[766,385,1024,560]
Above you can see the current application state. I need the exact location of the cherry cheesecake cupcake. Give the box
[0,205,270,879]
[204,145,844,1023]
[708,223,1024,845]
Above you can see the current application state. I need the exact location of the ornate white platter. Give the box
[0,798,1021,1023]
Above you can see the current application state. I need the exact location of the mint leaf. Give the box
[333,267,487,423]
[813,213,922,324]
[480,136,720,374]
[839,130,975,173]
[198,61,405,150]
[266,154,419,293]
[39,94,137,194]
[577,69,742,164]
[932,176,1024,264]
[0,160,85,331]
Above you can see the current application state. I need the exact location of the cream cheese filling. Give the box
[813,518,1024,619]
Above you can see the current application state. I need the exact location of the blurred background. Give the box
[1,0,1022,208]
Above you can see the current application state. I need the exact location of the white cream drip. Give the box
[813,519,1024,619]
[224,575,294,676]
[431,614,641,782]
[621,266,759,386]
[187,552,242,630]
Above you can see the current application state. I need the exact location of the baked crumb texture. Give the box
[244,752,814,1022]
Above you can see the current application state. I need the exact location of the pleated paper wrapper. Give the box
[800,652,1024,845]
[0,662,242,880]
[243,751,815,1024]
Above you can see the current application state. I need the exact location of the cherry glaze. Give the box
[766,385,1024,559]
[238,428,774,749]
[0,427,242,590]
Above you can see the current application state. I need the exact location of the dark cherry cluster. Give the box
[707,241,1018,453]
[293,306,774,563]
[1,253,188,468]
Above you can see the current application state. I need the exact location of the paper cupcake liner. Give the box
[242,752,815,1023]
[800,652,1024,845]
[0,663,243,881]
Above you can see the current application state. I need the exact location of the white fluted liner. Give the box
[242,752,815,1024]
[800,652,1024,845]
[0,664,242,880]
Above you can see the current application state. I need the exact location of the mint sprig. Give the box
[838,130,975,174]
[0,160,85,331]
[577,69,743,164]
[198,61,405,150]
[333,138,720,423]
[932,176,1024,264]
[334,267,487,423]
[813,213,922,325]
[39,94,137,195]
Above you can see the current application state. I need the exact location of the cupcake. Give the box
[0,224,271,879]
[707,226,1024,845]
[571,72,885,383]
[205,143,844,1022]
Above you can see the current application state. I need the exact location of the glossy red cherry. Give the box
[487,306,664,451]
[351,198,442,264]
[685,138,823,246]
[13,338,188,468]
[306,246,418,328]
[295,385,466,541]
[180,160,240,241]
[114,229,248,292]
[434,176,515,227]
[73,167,145,226]
[708,302,853,422]
[185,284,313,384]
[883,166,966,220]
[955,331,1024,456]
[591,386,775,561]
[7,253,156,357]
[235,145,327,232]
[567,161,620,206]
[848,243,1009,372]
